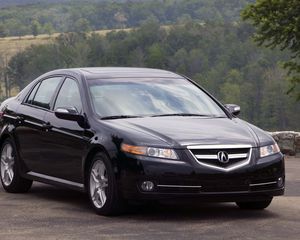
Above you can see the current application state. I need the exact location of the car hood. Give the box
[103,116,270,148]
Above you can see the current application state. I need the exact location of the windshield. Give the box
[88,78,226,118]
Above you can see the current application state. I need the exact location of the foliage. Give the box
[0,0,71,8]
[7,22,300,131]
[242,0,300,99]
[44,23,55,36]
[0,23,8,37]
[0,0,251,37]
[31,20,41,37]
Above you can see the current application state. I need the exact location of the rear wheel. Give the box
[0,139,32,193]
[88,152,125,216]
[236,198,273,210]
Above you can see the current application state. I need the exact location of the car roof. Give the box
[46,67,184,80]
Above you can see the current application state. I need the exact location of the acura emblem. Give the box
[217,151,229,163]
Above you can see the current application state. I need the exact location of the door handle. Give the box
[16,116,24,123]
[42,122,53,131]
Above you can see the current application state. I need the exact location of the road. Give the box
[0,157,299,240]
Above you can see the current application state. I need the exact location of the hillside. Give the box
[0,0,145,8]
[0,0,69,8]
[0,28,133,60]
[0,0,253,37]
[5,22,300,131]
[0,0,299,132]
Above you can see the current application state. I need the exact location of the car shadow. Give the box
[28,183,92,212]
[27,183,279,221]
[124,201,278,222]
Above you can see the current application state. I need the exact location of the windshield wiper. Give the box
[101,115,142,120]
[151,113,215,118]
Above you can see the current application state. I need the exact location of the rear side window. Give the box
[29,77,62,109]
[26,82,41,105]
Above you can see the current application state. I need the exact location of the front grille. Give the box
[188,144,252,172]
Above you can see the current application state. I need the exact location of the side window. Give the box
[26,82,41,105]
[54,78,83,113]
[32,77,62,109]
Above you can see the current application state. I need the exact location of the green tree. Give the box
[220,82,241,104]
[6,23,300,131]
[31,20,41,37]
[177,14,192,25]
[4,19,25,37]
[44,23,55,37]
[0,23,8,38]
[74,18,91,33]
[128,47,145,67]
[169,48,188,74]
[225,69,243,84]
[114,12,128,28]
[242,0,300,99]
[146,43,166,68]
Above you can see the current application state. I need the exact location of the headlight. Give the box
[121,144,178,159]
[260,143,280,158]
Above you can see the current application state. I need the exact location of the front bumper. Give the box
[118,149,285,201]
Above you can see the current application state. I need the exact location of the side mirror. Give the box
[224,104,241,116]
[55,107,84,122]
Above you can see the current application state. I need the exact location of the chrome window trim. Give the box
[188,144,252,172]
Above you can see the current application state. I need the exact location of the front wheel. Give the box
[236,198,273,210]
[0,139,32,193]
[87,152,125,216]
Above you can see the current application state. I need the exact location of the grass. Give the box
[0,36,53,60]
[0,28,131,98]
[0,28,133,60]
[0,25,172,96]
[0,25,174,60]
[0,26,172,98]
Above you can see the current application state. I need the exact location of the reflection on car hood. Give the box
[105,116,269,147]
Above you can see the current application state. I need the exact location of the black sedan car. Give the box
[0,68,284,215]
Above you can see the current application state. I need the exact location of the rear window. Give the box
[26,77,62,109]
[26,82,41,105]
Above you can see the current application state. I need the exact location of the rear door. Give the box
[15,76,63,173]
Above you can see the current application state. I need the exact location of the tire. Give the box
[87,152,126,216]
[0,138,32,193]
[236,198,273,210]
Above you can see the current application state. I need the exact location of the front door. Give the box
[42,77,87,183]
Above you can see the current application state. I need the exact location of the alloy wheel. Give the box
[0,143,15,186]
[89,160,109,209]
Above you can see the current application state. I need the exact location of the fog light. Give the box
[141,181,154,191]
[277,177,284,187]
